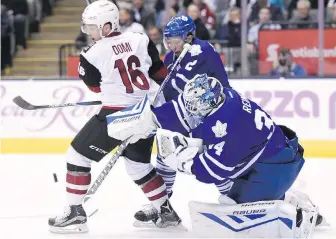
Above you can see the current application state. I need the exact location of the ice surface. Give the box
[0,154,335,238]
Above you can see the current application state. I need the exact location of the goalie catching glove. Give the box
[157,129,203,174]
[106,94,159,144]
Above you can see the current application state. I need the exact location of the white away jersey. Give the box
[78,32,162,107]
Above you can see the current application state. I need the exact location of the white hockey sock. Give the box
[66,171,91,205]
[156,157,176,195]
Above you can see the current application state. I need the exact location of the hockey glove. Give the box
[157,129,202,175]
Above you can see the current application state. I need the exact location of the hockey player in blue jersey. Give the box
[161,15,230,102]
[106,74,322,237]
[136,15,231,224]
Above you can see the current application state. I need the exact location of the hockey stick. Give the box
[83,44,192,209]
[13,96,102,110]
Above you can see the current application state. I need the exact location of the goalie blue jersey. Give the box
[152,88,287,185]
[163,38,230,102]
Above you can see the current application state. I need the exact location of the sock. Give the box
[66,171,91,205]
[156,157,176,196]
[141,174,168,212]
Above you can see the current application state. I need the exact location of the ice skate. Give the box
[155,200,182,228]
[133,203,159,227]
[134,200,186,231]
[48,205,88,233]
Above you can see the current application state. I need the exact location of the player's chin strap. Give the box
[83,43,192,214]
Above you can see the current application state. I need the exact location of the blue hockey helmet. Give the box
[183,74,224,117]
[163,15,196,40]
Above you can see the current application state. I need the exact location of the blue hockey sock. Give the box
[156,157,176,195]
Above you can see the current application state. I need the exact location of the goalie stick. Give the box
[83,43,192,210]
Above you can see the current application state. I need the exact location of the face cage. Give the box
[184,96,212,117]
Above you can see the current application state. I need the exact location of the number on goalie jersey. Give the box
[78,31,167,107]
[163,36,230,102]
[154,88,289,184]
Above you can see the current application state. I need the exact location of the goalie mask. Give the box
[183,74,224,118]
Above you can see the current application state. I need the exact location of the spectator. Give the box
[147,26,166,55]
[249,0,285,24]
[119,8,146,33]
[184,0,217,11]
[187,4,210,40]
[229,0,251,8]
[183,0,193,7]
[328,0,336,8]
[247,7,281,51]
[326,3,336,28]
[192,0,216,32]
[247,7,281,75]
[155,0,186,28]
[2,0,29,49]
[287,0,331,19]
[203,0,217,12]
[289,0,316,28]
[168,0,186,17]
[269,0,286,12]
[155,0,166,27]
[133,0,156,29]
[269,48,307,77]
[215,7,241,47]
[1,4,13,72]
[288,0,329,15]
[42,0,53,16]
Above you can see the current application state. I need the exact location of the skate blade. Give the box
[49,223,89,234]
[133,219,157,228]
[133,220,188,231]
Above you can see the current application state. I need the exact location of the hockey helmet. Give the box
[81,0,119,37]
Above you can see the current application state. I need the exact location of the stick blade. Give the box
[13,96,38,110]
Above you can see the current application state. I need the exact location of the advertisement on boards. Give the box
[0,79,335,156]
[258,29,336,75]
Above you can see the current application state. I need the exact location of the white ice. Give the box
[0,154,335,239]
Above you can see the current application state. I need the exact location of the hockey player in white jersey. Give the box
[106,74,324,238]
[48,0,181,233]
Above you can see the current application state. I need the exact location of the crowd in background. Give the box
[75,0,336,77]
[2,0,336,77]
[1,0,56,73]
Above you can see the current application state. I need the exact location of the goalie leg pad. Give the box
[189,199,317,238]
